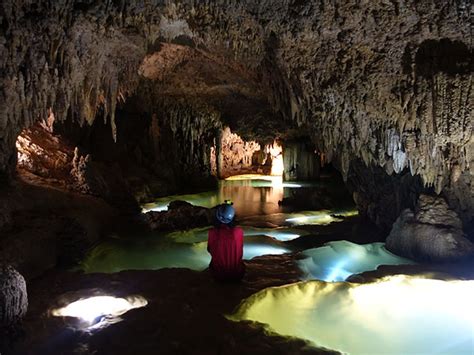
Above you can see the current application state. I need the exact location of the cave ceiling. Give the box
[137,41,290,143]
[0,1,472,222]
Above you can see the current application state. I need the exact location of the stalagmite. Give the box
[386,194,474,262]
[0,265,28,327]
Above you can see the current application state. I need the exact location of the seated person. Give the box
[207,202,245,282]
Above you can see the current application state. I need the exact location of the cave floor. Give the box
[6,216,474,355]
[3,175,473,354]
[15,255,330,355]
[7,215,376,355]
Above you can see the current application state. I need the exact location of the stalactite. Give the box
[0,0,471,224]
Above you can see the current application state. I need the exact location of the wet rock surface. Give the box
[9,257,332,355]
[16,121,73,184]
[386,194,474,262]
[283,140,320,181]
[4,215,473,355]
[210,127,268,178]
[345,159,424,230]
[16,122,140,212]
[144,200,214,232]
[0,175,119,279]
[0,265,28,327]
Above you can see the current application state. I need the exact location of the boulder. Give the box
[386,195,474,262]
[144,200,214,231]
[0,265,28,327]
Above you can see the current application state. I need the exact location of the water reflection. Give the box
[239,210,358,227]
[141,175,317,217]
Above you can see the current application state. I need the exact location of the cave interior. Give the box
[0,1,473,354]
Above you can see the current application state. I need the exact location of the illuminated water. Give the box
[81,224,305,273]
[142,175,291,215]
[230,276,474,354]
[81,174,358,273]
[240,209,358,227]
[77,174,472,353]
[298,241,415,282]
[81,233,292,273]
[166,226,310,243]
[52,295,148,329]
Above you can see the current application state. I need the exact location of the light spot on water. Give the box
[297,241,414,282]
[52,295,147,329]
[285,210,358,226]
[230,276,474,354]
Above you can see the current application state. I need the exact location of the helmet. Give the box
[216,203,235,224]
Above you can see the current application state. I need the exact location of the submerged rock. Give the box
[144,200,214,231]
[0,265,28,327]
[386,195,474,262]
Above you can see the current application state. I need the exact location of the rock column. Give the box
[283,141,320,181]
[216,128,224,179]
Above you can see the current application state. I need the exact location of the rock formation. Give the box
[345,159,424,230]
[0,265,27,327]
[144,200,214,232]
[211,127,269,178]
[386,194,474,262]
[283,140,320,181]
[0,1,472,231]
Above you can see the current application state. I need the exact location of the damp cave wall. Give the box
[53,96,220,202]
[283,140,320,181]
[0,1,472,231]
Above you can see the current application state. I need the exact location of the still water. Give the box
[81,175,357,273]
[230,276,474,354]
[142,174,341,216]
[77,174,472,355]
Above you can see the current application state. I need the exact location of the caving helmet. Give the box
[216,200,235,224]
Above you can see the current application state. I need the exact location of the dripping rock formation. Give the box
[0,1,472,231]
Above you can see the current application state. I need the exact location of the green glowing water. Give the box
[81,175,357,273]
[80,227,303,273]
[78,175,459,355]
[230,276,474,354]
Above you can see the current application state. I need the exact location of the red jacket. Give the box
[207,225,245,280]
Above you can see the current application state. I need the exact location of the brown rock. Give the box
[144,201,214,231]
[0,265,28,327]
[386,195,474,262]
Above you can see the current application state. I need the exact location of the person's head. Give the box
[215,202,235,225]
